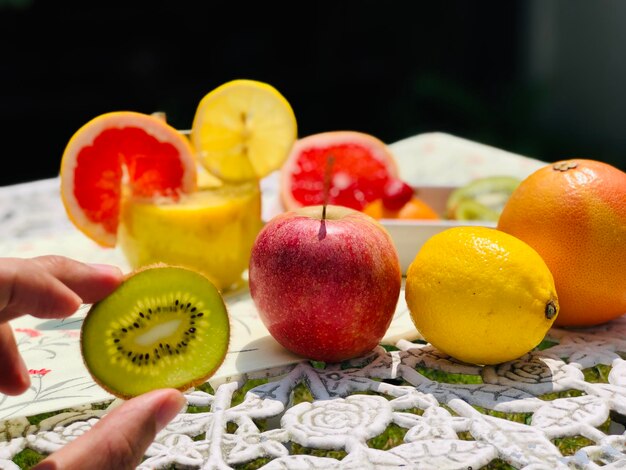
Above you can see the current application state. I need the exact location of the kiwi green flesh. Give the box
[446,176,521,220]
[81,265,230,399]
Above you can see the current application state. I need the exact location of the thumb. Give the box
[33,389,185,470]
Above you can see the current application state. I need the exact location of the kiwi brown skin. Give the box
[80,263,231,400]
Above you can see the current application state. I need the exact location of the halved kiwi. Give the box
[446,176,521,221]
[81,264,230,399]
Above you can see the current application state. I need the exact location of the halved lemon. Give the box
[59,111,197,247]
[191,79,297,182]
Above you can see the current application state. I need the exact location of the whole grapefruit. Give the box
[497,159,626,326]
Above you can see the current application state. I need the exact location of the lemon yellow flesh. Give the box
[191,79,297,183]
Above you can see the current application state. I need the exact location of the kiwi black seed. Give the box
[80,264,230,399]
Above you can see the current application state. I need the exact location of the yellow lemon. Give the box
[405,226,559,365]
[191,79,297,183]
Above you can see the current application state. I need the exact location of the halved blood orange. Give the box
[280,131,398,211]
[60,111,197,247]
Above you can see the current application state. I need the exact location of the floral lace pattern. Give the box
[1,323,626,469]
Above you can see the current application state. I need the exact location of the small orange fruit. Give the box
[363,178,439,220]
[497,159,626,326]
[363,197,439,220]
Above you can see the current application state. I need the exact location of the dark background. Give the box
[1,0,625,187]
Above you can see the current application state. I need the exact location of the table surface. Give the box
[1,136,626,470]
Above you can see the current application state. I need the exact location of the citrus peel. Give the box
[497,159,626,326]
[405,226,559,365]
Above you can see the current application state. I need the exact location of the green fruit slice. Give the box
[452,199,500,221]
[446,176,521,221]
[81,264,230,399]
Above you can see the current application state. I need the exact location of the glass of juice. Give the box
[117,172,263,293]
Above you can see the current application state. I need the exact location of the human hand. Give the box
[0,255,187,469]
[0,255,123,395]
[32,388,186,470]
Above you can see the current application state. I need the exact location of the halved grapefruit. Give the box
[60,111,197,247]
[280,131,398,211]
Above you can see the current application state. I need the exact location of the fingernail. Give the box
[155,390,186,431]
[18,356,31,389]
[88,263,122,276]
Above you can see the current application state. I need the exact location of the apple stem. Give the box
[322,155,335,220]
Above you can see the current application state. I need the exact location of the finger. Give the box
[0,323,30,395]
[0,257,81,322]
[31,255,123,304]
[33,389,186,470]
[0,256,123,322]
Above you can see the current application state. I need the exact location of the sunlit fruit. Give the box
[191,79,297,183]
[81,264,230,399]
[280,131,398,211]
[60,111,197,247]
[497,159,626,326]
[405,226,559,365]
[249,205,402,362]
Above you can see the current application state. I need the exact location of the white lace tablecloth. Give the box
[1,133,625,469]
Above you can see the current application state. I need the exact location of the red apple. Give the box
[249,204,402,362]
